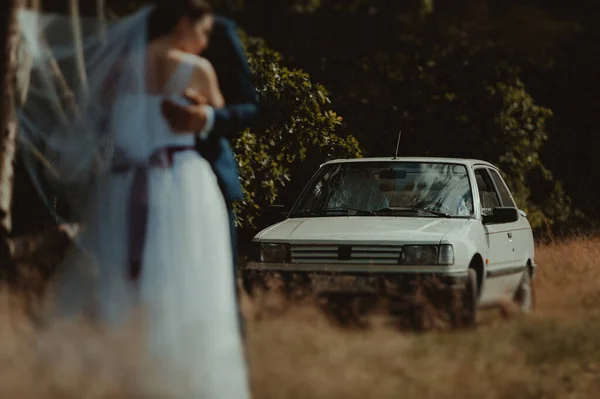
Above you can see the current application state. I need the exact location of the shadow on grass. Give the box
[243,271,474,333]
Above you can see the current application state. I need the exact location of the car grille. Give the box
[290,244,403,264]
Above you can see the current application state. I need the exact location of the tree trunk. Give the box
[0,0,20,279]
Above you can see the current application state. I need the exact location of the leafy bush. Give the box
[239,7,575,231]
[233,33,361,229]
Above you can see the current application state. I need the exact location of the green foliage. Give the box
[396,25,575,231]
[232,33,362,228]
[491,78,553,227]
[408,52,572,230]
[230,5,576,231]
[399,35,575,231]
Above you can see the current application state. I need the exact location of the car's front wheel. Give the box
[513,268,535,313]
[458,268,479,327]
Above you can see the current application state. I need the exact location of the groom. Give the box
[161,10,259,336]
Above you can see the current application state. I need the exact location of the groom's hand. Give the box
[182,89,208,106]
[161,89,209,133]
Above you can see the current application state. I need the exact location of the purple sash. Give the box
[112,145,195,281]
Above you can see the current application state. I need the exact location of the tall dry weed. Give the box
[0,288,176,398]
[1,239,600,398]
[245,239,600,398]
[534,237,600,312]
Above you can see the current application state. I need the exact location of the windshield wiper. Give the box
[322,207,376,216]
[417,208,452,218]
[375,207,452,218]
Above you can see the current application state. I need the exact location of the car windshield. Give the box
[290,161,474,218]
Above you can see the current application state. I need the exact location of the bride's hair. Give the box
[147,0,213,41]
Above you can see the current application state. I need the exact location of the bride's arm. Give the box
[188,57,225,108]
[160,55,225,134]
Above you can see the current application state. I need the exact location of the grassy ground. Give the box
[2,238,600,398]
[245,237,600,399]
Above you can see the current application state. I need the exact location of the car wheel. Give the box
[513,268,534,313]
[459,268,479,328]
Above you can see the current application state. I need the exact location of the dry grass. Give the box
[245,237,600,399]
[2,238,600,398]
[0,290,173,398]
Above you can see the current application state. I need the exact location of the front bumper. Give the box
[243,261,469,293]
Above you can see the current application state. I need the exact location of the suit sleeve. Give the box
[209,21,259,140]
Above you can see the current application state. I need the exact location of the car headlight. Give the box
[399,244,454,265]
[259,243,290,263]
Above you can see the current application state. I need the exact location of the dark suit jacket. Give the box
[199,15,259,204]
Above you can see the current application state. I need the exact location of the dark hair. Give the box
[147,0,213,41]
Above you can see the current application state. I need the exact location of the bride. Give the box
[17,1,249,397]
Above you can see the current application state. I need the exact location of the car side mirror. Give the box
[482,207,519,225]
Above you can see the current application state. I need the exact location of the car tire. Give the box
[459,268,479,328]
[513,268,534,313]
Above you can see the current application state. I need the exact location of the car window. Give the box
[474,168,501,215]
[290,162,474,217]
[487,168,517,208]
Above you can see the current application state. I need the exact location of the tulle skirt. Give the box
[48,150,249,398]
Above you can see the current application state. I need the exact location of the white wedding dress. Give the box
[48,55,250,398]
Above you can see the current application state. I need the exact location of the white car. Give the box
[244,157,536,324]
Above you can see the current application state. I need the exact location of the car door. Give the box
[473,167,519,302]
[486,167,530,292]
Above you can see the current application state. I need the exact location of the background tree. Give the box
[233,33,361,233]
[0,0,21,278]
[222,0,583,233]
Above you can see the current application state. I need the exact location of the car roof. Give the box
[321,157,498,170]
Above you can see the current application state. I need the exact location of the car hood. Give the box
[255,216,472,245]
